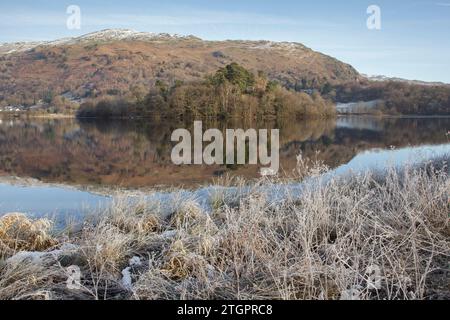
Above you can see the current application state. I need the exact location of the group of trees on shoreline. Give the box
[332,80,450,115]
[76,67,450,119]
[4,58,448,118]
[77,63,335,119]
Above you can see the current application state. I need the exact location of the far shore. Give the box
[0,113,76,119]
[29,114,76,119]
[2,112,450,121]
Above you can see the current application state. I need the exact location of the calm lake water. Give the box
[0,116,449,217]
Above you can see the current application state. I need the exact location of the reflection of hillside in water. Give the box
[0,117,448,188]
[336,116,385,131]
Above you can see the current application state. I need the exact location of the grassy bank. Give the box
[0,162,448,300]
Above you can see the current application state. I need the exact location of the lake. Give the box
[0,116,449,217]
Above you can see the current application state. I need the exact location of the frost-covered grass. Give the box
[0,160,448,300]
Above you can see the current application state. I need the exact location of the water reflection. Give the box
[0,116,448,188]
[0,182,108,220]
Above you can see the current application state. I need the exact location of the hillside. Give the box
[0,29,360,107]
[362,74,450,87]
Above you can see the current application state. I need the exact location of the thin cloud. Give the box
[0,9,342,29]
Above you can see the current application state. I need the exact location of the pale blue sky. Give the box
[1,0,450,82]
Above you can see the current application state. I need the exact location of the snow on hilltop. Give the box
[0,29,322,56]
[0,29,200,54]
[72,29,199,43]
[362,74,449,86]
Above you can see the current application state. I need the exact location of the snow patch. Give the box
[6,243,79,266]
[121,256,142,290]
[0,29,199,55]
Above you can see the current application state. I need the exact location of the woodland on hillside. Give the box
[77,63,335,119]
[1,42,448,117]
[76,62,450,119]
[332,80,450,115]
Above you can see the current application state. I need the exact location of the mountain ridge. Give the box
[0,29,204,55]
[0,29,360,107]
[362,74,449,87]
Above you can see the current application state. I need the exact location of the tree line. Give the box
[332,80,450,115]
[77,63,335,119]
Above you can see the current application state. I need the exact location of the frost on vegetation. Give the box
[0,158,449,300]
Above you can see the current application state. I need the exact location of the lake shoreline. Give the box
[1,114,449,218]
[0,114,76,120]
[2,111,450,121]
[0,162,448,300]
[1,142,449,218]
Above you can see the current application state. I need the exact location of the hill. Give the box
[0,29,360,107]
[362,74,450,87]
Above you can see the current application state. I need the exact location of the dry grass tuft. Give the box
[161,240,208,280]
[0,213,57,257]
[0,262,64,300]
[80,222,134,273]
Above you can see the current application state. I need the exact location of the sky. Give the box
[1,0,450,82]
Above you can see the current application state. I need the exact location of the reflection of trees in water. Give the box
[322,117,450,168]
[0,117,449,188]
[337,116,385,131]
[277,118,335,143]
[78,117,336,147]
[334,117,450,146]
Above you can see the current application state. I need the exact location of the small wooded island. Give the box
[76,63,335,119]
